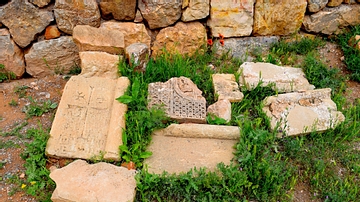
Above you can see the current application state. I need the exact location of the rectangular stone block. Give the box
[46,76,130,161]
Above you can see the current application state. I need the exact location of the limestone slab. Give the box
[46,76,129,161]
[148,77,207,123]
[207,99,232,123]
[79,51,119,79]
[50,160,136,202]
[144,135,238,174]
[263,88,345,137]
[238,62,315,93]
[212,74,243,102]
[207,0,254,38]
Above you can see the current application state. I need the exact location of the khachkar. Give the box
[46,76,129,161]
[148,76,207,123]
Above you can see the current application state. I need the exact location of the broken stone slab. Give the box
[238,62,315,93]
[263,88,345,137]
[181,0,209,22]
[73,25,125,55]
[207,99,232,123]
[46,76,129,161]
[79,51,119,79]
[148,77,207,123]
[212,74,243,102]
[125,43,149,72]
[50,160,136,202]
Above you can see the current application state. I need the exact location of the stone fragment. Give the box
[327,0,343,6]
[253,0,307,36]
[145,124,239,174]
[263,88,345,137]
[79,52,119,79]
[100,21,151,48]
[50,160,136,202]
[73,25,125,55]
[307,0,328,12]
[99,0,136,20]
[134,9,143,23]
[25,36,80,78]
[239,62,315,93]
[29,0,51,7]
[343,0,357,3]
[54,0,101,35]
[207,100,232,123]
[216,36,279,61]
[125,43,149,72]
[348,35,360,50]
[212,74,243,102]
[303,5,360,35]
[207,0,254,38]
[45,25,61,40]
[0,29,25,78]
[182,0,209,22]
[0,0,53,48]
[148,77,207,124]
[138,0,182,29]
[46,76,129,160]
[152,21,207,57]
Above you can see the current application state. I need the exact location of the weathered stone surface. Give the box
[207,99,232,123]
[29,0,51,7]
[253,0,307,36]
[152,21,207,57]
[263,88,345,137]
[216,36,279,61]
[182,0,209,22]
[0,0,53,48]
[100,21,151,48]
[154,123,240,139]
[303,5,360,35]
[46,76,129,160]
[148,77,207,123]
[99,0,136,20]
[212,74,243,102]
[145,131,238,174]
[79,51,119,79]
[307,0,328,12]
[343,0,357,3]
[327,0,343,6]
[73,25,125,55]
[50,160,136,202]
[45,25,61,40]
[134,9,143,22]
[0,29,25,78]
[125,43,149,72]
[138,0,182,29]
[239,62,315,93]
[54,0,101,35]
[25,36,80,78]
[207,0,254,38]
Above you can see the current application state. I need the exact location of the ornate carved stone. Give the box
[148,77,206,123]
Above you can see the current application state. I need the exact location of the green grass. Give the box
[23,97,58,118]
[0,63,16,82]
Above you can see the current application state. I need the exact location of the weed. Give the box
[0,160,6,169]
[0,140,19,149]
[68,62,81,75]
[14,85,28,98]
[8,99,18,107]
[0,63,16,82]
[23,97,58,118]
[1,121,28,138]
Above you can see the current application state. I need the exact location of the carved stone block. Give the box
[148,77,206,123]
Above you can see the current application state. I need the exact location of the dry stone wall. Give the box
[1,0,360,78]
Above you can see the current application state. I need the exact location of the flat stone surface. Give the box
[263,88,345,137]
[46,76,129,161]
[50,160,136,202]
[148,77,206,123]
[212,74,243,102]
[207,99,232,123]
[79,51,119,79]
[238,62,315,93]
[182,0,209,22]
[207,0,254,38]
[73,25,125,55]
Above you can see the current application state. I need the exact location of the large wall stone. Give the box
[54,0,101,35]
[303,4,360,35]
[207,0,254,38]
[0,29,25,77]
[182,0,209,22]
[307,0,328,12]
[152,21,207,57]
[25,36,80,78]
[29,0,51,7]
[253,0,307,36]
[138,0,182,29]
[0,0,53,48]
[99,0,136,21]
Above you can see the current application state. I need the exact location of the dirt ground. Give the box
[0,42,359,201]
